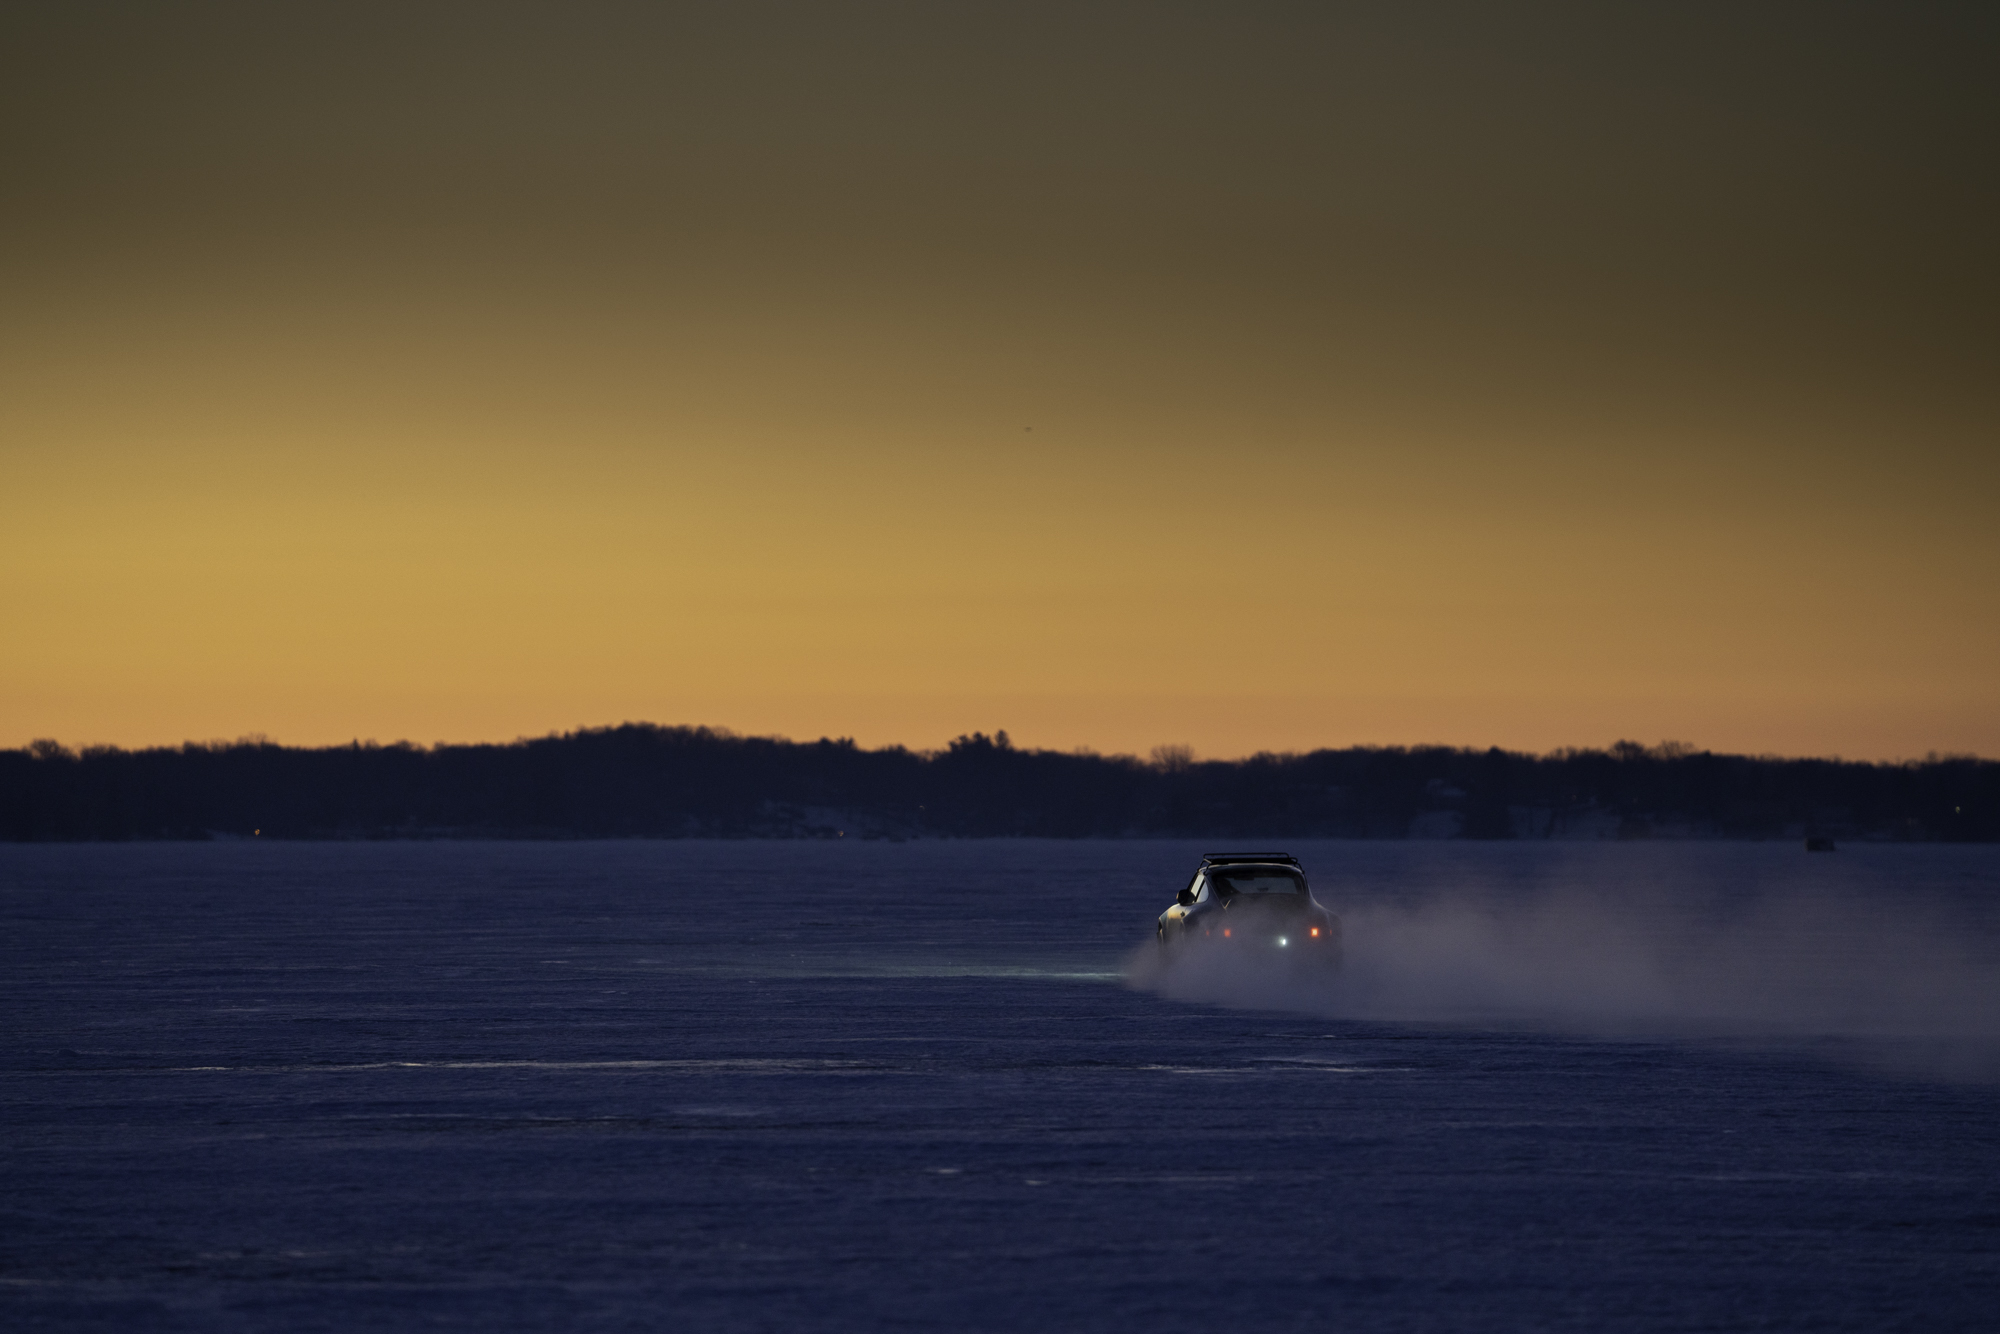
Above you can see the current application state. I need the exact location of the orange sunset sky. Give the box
[4,3,1996,759]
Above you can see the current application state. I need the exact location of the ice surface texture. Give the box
[3,840,1998,1331]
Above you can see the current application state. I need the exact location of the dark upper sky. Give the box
[4,2,1996,757]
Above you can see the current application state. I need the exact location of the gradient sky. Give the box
[4,1,1996,759]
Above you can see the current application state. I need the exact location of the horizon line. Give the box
[11,723,1992,770]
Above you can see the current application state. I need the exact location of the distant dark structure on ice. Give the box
[2,727,1992,842]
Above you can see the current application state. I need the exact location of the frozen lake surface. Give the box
[5,839,1999,1330]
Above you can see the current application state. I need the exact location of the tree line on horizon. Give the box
[1,724,1993,842]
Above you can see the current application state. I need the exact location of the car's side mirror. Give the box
[1176,888,1195,906]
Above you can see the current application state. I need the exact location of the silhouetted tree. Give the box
[1,727,1992,842]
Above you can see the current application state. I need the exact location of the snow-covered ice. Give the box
[4,839,1998,1330]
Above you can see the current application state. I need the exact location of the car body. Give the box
[1156,853,1340,966]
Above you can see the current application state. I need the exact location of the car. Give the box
[1156,853,1340,966]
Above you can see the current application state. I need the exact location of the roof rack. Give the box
[1201,853,1299,866]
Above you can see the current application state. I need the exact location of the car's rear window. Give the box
[1213,871,1304,896]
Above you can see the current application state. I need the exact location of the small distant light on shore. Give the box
[1222,928,1231,937]
[1310,927,1320,937]
[1278,937,1288,947]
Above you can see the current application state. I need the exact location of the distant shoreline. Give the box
[5,724,1992,843]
